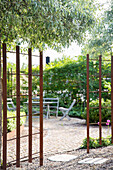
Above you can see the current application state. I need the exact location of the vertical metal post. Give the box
[11,68,13,97]
[99,55,102,145]
[16,46,20,167]
[111,56,113,143]
[8,69,9,96]
[3,43,7,170]
[0,37,2,169]
[28,48,32,162]
[40,51,43,166]
[8,68,9,82]
[87,54,89,153]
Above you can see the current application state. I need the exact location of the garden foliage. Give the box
[7,55,111,120]
[81,136,112,149]
[81,98,111,123]
[6,111,26,132]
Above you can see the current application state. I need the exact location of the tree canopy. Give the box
[0,0,96,50]
[82,1,113,57]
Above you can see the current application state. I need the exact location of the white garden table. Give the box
[24,101,54,119]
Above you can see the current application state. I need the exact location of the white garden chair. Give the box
[7,98,23,111]
[59,99,76,121]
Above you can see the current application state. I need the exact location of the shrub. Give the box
[81,98,111,123]
[81,136,112,149]
[3,111,26,132]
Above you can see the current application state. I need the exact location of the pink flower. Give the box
[98,122,99,125]
[107,120,110,123]
[106,123,109,126]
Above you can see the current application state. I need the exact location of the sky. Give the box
[40,42,81,66]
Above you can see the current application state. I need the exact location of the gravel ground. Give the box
[6,146,113,170]
[3,117,113,169]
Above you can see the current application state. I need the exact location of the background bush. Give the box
[7,56,111,120]
[81,98,111,123]
[3,111,26,132]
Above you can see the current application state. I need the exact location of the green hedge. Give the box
[81,98,111,123]
[3,111,26,132]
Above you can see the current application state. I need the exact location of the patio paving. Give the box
[48,154,77,162]
[78,157,108,164]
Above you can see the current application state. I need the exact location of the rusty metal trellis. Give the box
[16,45,20,167]
[87,55,113,153]
[111,56,113,143]
[86,54,89,153]
[39,51,43,166]
[99,55,102,145]
[2,43,43,169]
[3,43,7,170]
[28,48,32,163]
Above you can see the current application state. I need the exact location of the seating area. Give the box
[43,98,59,118]
[25,97,59,119]
[7,97,76,121]
[59,99,76,120]
[7,98,23,111]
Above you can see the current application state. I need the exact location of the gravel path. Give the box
[4,117,113,169]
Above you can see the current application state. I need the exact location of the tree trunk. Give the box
[0,34,2,168]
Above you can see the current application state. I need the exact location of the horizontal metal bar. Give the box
[7,73,29,76]
[32,132,40,136]
[32,74,40,76]
[102,74,111,77]
[7,154,39,166]
[7,114,28,119]
[89,91,99,93]
[89,75,99,77]
[6,50,16,54]
[8,73,40,76]
[7,137,16,142]
[89,107,99,109]
[89,122,110,125]
[7,95,29,97]
[90,106,111,109]
[20,134,30,138]
[32,55,39,57]
[32,152,40,155]
[89,90,110,93]
[89,59,98,61]
[7,132,40,141]
[87,137,111,141]
[89,59,111,61]
[20,73,29,76]
[6,51,39,57]
[90,75,111,78]
[103,60,111,61]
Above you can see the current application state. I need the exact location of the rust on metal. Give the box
[99,55,102,145]
[2,44,42,168]
[7,115,27,119]
[111,56,113,143]
[3,43,7,170]
[16,46,20,167]
[87,54,89,153]
[40,51,43,166]
[28,48,32,162]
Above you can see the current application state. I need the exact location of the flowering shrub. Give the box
[81,136,112,149]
